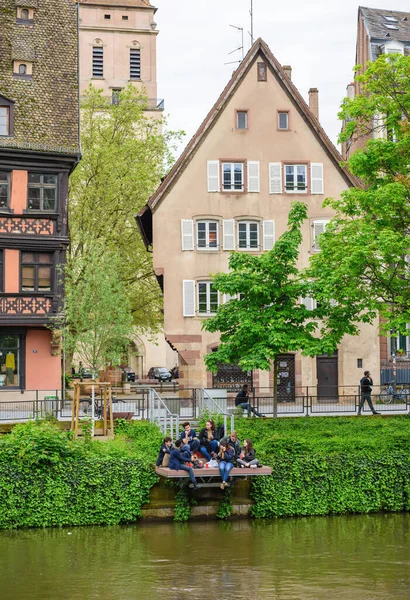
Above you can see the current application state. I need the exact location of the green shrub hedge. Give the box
[232,416,410,518]
[0,416,409,528]
[0,419,161,529]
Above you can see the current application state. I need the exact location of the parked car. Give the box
[71,368,93,379]
[121,366,135,383]
[148,367,173,382]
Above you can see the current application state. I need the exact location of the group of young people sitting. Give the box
[156,420,260,490]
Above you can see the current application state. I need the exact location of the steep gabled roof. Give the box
[360,6,410,42]
[142,38,359,215]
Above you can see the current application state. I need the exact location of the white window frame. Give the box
[312,219,330,252]
[237,111,248,129]
[237,221,259,251]
[278,112,289,130]
[196,220,219,251]
[197,281,219,316]
[284,164,307,193]
[222,162,244,192]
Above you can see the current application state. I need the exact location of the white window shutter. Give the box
[223,219,235,250]
[181,219,194,251]
[207,160,220,192]
[223,293,235,303]
[269,162,282,194]
[312,220,327,251]
[301,297,314,311]
[183,280,195,317]
[247,161,260,193]
[263,220,275,251]
[311,163,324,194]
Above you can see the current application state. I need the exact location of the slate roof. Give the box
[360,6,410,42]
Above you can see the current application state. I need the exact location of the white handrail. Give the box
[149,388,180,440]
[199,388,234,435]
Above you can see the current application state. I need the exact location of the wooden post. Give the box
[103,384,108,436]
[108,384,114,436]
[74,384,80,438]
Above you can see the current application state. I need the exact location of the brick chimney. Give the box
[308,88,319,120]
[283,65,292,80]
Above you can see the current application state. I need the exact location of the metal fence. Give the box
[0,384,408,424]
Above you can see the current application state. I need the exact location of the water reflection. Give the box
[0,514,409,599]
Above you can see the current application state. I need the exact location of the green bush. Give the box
[0,420,160,529]
[232,416,410,518]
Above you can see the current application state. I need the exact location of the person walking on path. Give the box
[358,371,380,415]
[235,384,264,417]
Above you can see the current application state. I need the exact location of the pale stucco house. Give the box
[138,38,380,395]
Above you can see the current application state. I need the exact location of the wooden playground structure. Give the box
[71,381,114,438]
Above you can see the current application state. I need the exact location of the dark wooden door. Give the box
[277,354,295,402]
[317,352,338,400]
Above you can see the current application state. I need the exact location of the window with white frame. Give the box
[278,112,289,130]
[197,220,219,250]
[237,111,248,129]
[285,164,307,192]
[312,219,330,251]
[222,162,244,192]
[238,221,259,250]
[0,107,9,136]
[198,281,219,315]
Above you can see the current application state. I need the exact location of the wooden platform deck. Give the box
[155,466,272,479]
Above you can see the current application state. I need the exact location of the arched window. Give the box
[19,64,27,75]
[21,8,29,19]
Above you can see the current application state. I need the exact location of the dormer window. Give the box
[384,41,405,56]
[16,6,34,22]
[0,108,9,136]
[13,61,32,79]
[0,96,14,137]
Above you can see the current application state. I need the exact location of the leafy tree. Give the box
[68,85,183,334]
[308,54,410,340]
[61,245,133,377]
[203,202,350,417]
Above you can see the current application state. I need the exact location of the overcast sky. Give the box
[153,0,409,153]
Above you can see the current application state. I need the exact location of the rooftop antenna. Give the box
[250,0,254,44]
[225,24,244,65]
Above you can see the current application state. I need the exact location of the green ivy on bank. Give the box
[232,415,410,519]
[0,419,161,529]
[1,416,410,528]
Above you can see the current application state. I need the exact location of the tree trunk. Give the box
[273,355,278,419]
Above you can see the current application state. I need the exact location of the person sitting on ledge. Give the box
[217,440,235,490]
[220,431,241,463]
[235,384,264,417]
[199,419,219,461]
[156,436,173,467]
[179,421,200,454]
[169,439,199,489]
[237,439,260,468]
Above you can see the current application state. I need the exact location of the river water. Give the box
[1,514,409,600]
